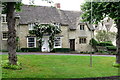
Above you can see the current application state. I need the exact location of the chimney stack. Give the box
[55,3,60,9]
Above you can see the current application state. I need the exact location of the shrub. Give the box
[113,62,120,68]
[97,41,113,46]
[1,50,8,52]
[106,46,117,51]
[51,48,71,53]
[1,60,22,70]
[80,51,94,54]
[21,48,40,52]
[89,38,98,46]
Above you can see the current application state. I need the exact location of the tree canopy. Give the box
[81,1,120,64]
[81,2,120,24]
[96,30,116,42]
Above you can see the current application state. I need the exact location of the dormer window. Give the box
[1,14,7,23]
[80,25,84,30]
[28,23,35,30]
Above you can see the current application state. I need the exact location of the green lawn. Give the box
[1,54,119,78]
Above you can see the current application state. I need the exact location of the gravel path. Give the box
[0,52,115,57]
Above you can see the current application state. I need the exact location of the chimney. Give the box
[55,3,60,9]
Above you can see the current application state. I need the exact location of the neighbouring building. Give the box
[0,5,94,52]
[93,17,117,45]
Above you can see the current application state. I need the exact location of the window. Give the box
[79,38,87,44]
[54,37,61,48]
[27,37,36,48]
[1,14,7,23]
[80,25,84,30]
[2,32,8,40]
[28,23,35,30]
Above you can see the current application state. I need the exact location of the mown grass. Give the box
[1,54,119,78]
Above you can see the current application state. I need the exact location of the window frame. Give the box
[2,32,8,40]
[1,14,7,23]
[27,37,36,48]
[80,25,85,30]
[54,37,62,48]
[79,37,87,44]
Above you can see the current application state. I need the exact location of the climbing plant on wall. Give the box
[29,23,61,51]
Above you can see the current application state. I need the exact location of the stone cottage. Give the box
[0,5,94,52]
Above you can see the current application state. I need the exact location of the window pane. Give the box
[28,38,34,42]
[28,43,34,47]
[54,37,61,47]
[3,32,8,39]
[27,37,36,48]
[80,25,84,30]
[79,38,86,44]
[2,16,6,22]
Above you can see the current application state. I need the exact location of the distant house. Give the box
[0,5,94,52]
[94,17,117,45]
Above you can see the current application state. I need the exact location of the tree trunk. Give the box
[6,2,17,65]
[116,19,120,64]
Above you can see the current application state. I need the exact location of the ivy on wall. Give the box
[29,23,61,51]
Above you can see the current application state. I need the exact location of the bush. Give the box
[1,50,8,52]
[97,41,113,46]
[106,46,117,51]
[1,60,22,70]
[51,48,71,53]
[113,62,120,68]
[89,38,98,46]
[80,51,94,54]
[21,48,40,52]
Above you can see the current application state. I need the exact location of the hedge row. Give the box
[51,48,71,53]
[21,48,40,52]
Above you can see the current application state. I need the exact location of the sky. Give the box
[22,0,85,11]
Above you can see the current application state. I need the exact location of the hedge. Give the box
[106,46,117,51]
[97,41,113,46]
[51,48,71,53]
[21,48,40,52]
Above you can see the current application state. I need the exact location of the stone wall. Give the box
[59,26,70,48]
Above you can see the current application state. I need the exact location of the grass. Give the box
[1,54,119,78]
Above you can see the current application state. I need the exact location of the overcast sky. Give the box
[22,0,85,11]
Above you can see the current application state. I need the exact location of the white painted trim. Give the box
[54,37,62,48]
[27,37,36,48]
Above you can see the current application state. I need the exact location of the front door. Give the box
[42,37,50,52]
[70,39,75,51]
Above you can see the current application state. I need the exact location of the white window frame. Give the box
[54,37,62,48]
[27,37,36,48]
[2,32,8,40]
[28,23,35,30]
[1,14,7,23]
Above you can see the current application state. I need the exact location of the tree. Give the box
[2,2,22,65]
[81,2,120,64]
[2,0,51,65]
[29,23,61,51]
[96,30,116,42]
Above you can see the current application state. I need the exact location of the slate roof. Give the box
[17,5,94,30]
